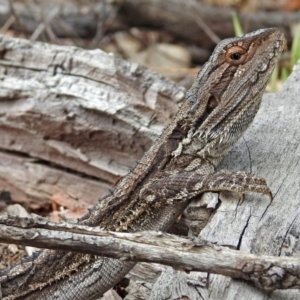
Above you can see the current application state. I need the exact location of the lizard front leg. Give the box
[140,169,271,207]
[140,169,271,237]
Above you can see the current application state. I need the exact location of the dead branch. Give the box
[0,215,299,291]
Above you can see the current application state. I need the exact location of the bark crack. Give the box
[243,136,252,174]
[0,148,111,184]
[237,210,252,250]
[278,215,298,256]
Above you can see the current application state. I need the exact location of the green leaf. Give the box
[269,63,279,92]
[281,67,289,82]
[231,12,244,36]
[291,21,300,66]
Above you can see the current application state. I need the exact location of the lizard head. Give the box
[183,28,285,163]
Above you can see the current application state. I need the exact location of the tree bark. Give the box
[0,34,184,210]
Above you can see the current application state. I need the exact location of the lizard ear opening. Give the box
[207,95,218,114]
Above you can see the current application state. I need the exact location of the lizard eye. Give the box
[225,46,246,64]
[230,52,241,60]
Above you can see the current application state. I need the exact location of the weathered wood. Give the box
[0,35,184,209]
[0,151,110,210]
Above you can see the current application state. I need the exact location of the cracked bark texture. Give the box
[0,35,184,210]
[0,35,299,299]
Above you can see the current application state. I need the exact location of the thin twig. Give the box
[187,0,221,44]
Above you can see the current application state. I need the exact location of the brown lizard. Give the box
[0,28,284,299]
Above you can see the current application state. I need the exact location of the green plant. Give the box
[291,21,300,66]
[232,12,244,36]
